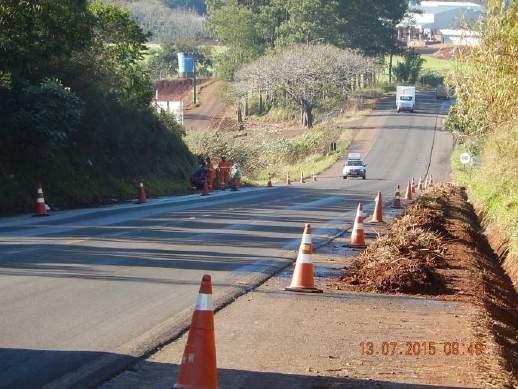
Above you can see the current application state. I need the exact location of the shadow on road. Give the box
[0,347,476,389]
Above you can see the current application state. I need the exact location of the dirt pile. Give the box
[340,186,459,294]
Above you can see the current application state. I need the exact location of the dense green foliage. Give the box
[393,50,425,84]
[448,1,518,279]
[0,0,194,215]
[207,0,408,80]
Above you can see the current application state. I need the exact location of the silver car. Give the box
[342,159,366,179]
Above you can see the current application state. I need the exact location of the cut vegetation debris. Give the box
[336,184,518,386]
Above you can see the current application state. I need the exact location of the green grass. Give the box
[421,55,454,73]
[451,145,518,274]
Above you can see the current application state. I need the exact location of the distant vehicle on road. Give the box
[396,86,416,113]
[435,84,452,99]
[343,153,367,180]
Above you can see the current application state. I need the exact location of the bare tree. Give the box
[234,44,380,128]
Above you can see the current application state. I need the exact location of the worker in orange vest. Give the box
[206,157,216,191]
[217,156,231,190]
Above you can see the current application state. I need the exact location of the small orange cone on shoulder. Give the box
[405,180,413,201]
[428,175,434,187]
[267,174,272,187]
[34,185,49,217]
[285,224,322,293]
[299,171,305,184]
[411,177,416,193]
[137,182,146,204]
[348,202,366,247]
[175,274,218,389]
[287,173,292,185]
[371,192,383,223]
[392,185,402,209]
[418,176,424,191]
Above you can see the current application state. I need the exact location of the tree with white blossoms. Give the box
[234,44,380,128]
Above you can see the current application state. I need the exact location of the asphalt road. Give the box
[0,92,454,389]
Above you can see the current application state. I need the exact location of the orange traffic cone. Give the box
[392,185,402,209]
[418,176,424,191]
[287,173,292,185]
[267,174,272,187]
[201,179,209,196]
[175,274,218,389]
[285,224,322,293]
[348,203,366,247]
[33,185,49,217]
[405,180,413,201]
[300,171,305,184]
[411,177,416,193]
[137,182,146,204]
[371,192,383,223]
[428,175,434,187]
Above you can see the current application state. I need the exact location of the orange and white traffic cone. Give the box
[371,192,383,223]
[267,174,272,187]
[392,185,402,209]
[285,224,322,293]
[174,274,218,389]
[287,173,292,185]
[428,175,434,187]
[405,180,413,201]
[418,176,424,191]
[348,203,366,248]
[201,179,209,196]
[33,185,49,217]
[137,182,146,204]
[299,171,305,184]
[411,177,416,194]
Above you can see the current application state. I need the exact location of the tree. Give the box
[393,50,424,84]
[207,0,409,54]
[271,0,341,47]
[235,44,379,128]
[336,0,408,56]
[0,0,93,81]
[207,3,266,79]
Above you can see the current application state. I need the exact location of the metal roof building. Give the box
[406,1,485,29]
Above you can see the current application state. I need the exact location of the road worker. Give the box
[190,156,206,191]
[217,156,231,190]
[230,163,242,191]
[206,157,216,190]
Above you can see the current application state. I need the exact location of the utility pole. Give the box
[192,56,197,105]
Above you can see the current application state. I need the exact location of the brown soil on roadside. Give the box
[334,184,518,387]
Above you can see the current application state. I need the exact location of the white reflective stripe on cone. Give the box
[354,222,364,230]
[37,189,43,194]
[36,198,45,204]
[301,234,312,244]
[194,293,213,311]
[297,253,312,264]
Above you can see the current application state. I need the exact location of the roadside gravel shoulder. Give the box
[101,203,497,389]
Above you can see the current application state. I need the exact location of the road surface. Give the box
[183,81,227,131]
[0,92,454,388]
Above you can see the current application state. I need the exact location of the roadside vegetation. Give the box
[185,120,352,185]
[447,1,518,286]
[0,1,195,215]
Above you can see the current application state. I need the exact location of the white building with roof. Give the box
[398,1,485,45]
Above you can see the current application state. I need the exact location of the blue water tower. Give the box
[178,52,194,78]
